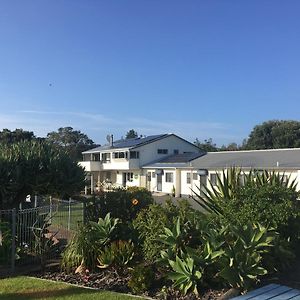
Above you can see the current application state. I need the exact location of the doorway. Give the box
[157,174,162,191]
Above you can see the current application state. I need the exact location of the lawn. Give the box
[0,276,144,300]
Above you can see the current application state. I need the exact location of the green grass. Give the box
[0,276,143,300]
[50,202,84,231]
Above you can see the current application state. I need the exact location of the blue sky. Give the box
[0,1,300,145]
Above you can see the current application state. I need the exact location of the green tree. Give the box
[194,138,218,152]
[125,129,138,139]
[46,127,95,161]
[0,128,37,144]
[245,120,300,149]
[0,141,86,210]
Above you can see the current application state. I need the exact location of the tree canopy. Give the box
[245,120,300,150]
[125,129,138,139]
[0,128,37,144]
[46,127,95,161]
[194,138,218,152]
[0,141,86,210]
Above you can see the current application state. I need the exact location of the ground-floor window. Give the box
[165,172,173,183]
[186,173,191,184]
[126,172,133,182]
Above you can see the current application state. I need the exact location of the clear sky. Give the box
[0,1,300,145]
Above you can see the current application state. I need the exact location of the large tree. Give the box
[0,141,86,210]
[46,127,95,161]
[125,129,138,139]
[245,120,300,150]
[194,138,218,152]
[0,128,37,144]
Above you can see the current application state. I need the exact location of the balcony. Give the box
[79,161,103,172]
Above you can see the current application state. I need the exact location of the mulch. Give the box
[33,266,228,300]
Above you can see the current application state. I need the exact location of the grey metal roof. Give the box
[142,152,204,169]
[83,134,170,153]
[191,148,300,170]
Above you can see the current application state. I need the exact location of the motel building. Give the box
[79,133,300,196]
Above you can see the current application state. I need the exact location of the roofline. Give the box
[208,147,300,154]
[131,133,201,150]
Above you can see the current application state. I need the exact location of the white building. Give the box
[79,133,200,194]
[79,134,300,196]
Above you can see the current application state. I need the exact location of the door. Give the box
[157,174,162,191]
[122,173,127,187]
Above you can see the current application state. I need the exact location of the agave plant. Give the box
[191,168,245,215]
[168,255,202,295]
[61,213,119,272]
[219,222,276,290]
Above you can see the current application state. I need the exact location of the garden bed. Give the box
[33,266,228,300]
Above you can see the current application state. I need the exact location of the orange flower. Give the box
[132,198,139,206]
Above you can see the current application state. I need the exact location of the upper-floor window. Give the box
[165,172,173,183]
[173,149,179,154]
[193,173,198,180]
[158,149,168,154]
[130,151,140,159]
[114,152,127,159]
[92,153,100,161]
[101,153,111,163]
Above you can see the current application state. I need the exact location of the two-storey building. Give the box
[79,133,200,194]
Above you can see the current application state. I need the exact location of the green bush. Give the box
[85,187,153,223]
[192,168,300,271]
[97,240,134,270]
[61,213,119,272]
[128,264,155,294]
[133,199,199,262]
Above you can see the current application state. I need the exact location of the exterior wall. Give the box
[136,135,199,167]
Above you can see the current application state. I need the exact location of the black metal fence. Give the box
[0,199,84,276]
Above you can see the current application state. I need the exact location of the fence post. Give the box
[10,208,16,274]
[68,198,71,231]
[34,194,38,208]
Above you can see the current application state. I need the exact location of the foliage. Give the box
[219,223,276,290]
[128,264,155,294]
[194,138,218,152]
[61,213,119,272]
[97,240,134,269]
[46,126,95,161]
[168,255,202,295]
[0,128,37,144]
[0,141,86,209]
[245,120,300,149]
[31,213,60,269]
[85,187,153,223]
[0,221,12,264]
[125,129,138,139]
[133,199,197,262]
[192,168,300,272]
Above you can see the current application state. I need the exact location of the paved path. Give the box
[233,284,300,300]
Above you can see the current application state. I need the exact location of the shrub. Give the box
[97,240,135,270]
[192,168,300,270]
[128,264,155,294]
[61,213,119,272]
[219,223,276,290]
[133,199,199,262]
[85,187,153,223]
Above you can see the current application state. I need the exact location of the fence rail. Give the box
[0,199,84,276]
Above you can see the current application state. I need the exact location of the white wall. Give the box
[137,135,199,167]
